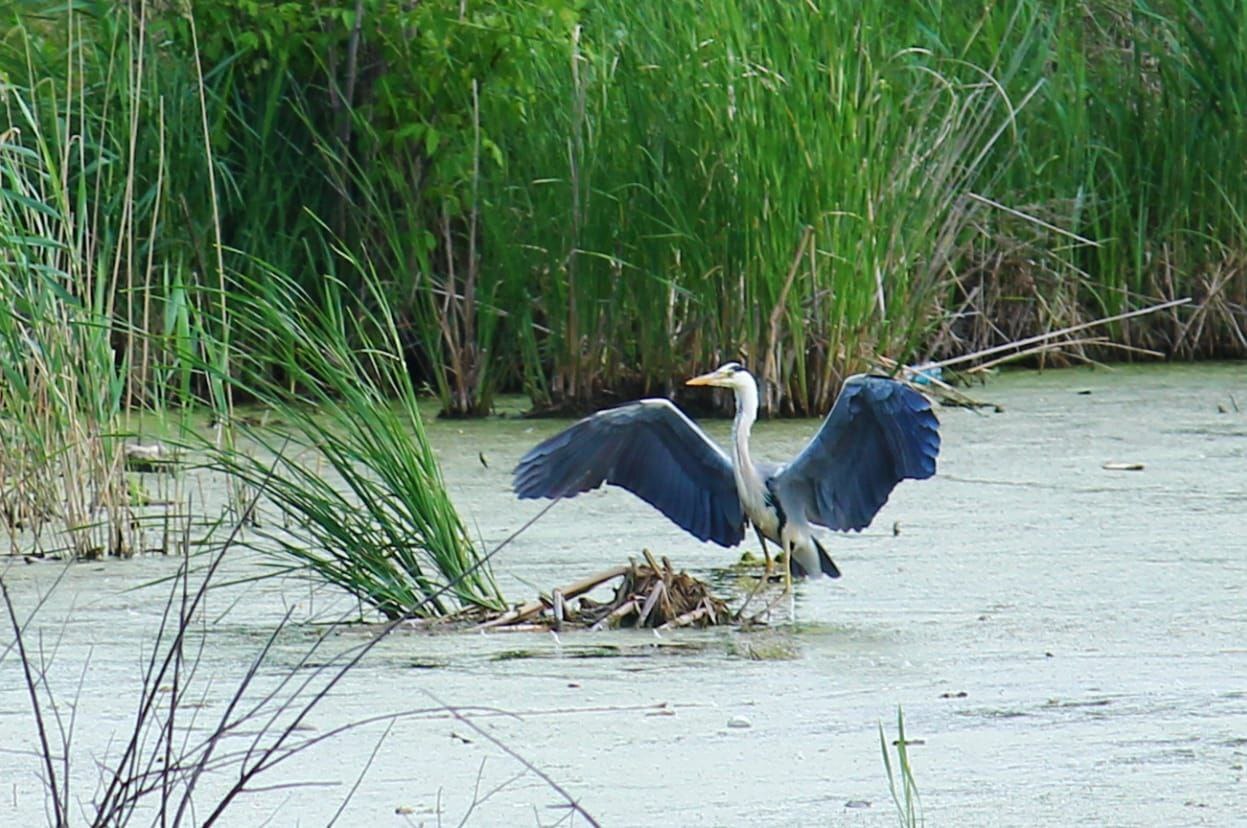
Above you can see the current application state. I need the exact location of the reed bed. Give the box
[1,64,138,557]
[4,0,1246,422]
[2,6,503,615]
[484,1,1247,414]
[0,2,236,557]
[484,1,1038,413]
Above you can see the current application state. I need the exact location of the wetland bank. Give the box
[3,365,1245,826]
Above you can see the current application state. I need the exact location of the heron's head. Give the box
[686,361,751,389]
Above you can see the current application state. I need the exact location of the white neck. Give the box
[731,372,761,490]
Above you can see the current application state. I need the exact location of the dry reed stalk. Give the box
[917,296,1191,375]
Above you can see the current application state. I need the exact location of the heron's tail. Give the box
[788,537,842,579]
[812,537,842,578]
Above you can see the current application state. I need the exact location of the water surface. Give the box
[2,365,1245,826]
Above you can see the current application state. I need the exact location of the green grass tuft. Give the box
[880,706,923,828]
[200,253,506,618]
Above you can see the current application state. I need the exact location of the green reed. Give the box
[483,1,1032,412]
[201,256,506,618]
[880,707,924,828]
[5,0,1247,422]
[1,15,152,556]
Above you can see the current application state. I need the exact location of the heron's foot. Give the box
[739,561,796,625]
[734,553,787,621]
[734,569,770,621]
[742,583,794,626]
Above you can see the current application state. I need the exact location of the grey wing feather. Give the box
[775,375,939,532]
[513,400,746,547]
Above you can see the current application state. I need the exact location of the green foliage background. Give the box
[3,0,1245,417]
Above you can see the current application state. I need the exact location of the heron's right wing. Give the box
[513,400,746,547]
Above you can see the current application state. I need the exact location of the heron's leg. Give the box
[786,541,796,622]
[754,526,773,579]
[749,545,796,624]
[747,539,798,624]
[735,528,773,621]
[772,538,794,624]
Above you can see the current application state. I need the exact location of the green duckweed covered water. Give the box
[2,365,1245,826]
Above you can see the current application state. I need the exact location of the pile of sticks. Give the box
[475,550,730,633]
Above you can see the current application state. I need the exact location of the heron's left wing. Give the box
[513,400,745,547]
[774,375,939,532]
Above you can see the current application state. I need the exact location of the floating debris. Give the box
[874,356,1002,411]
[902,362,943,386]
[124,442,180,473]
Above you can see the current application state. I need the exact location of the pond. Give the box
[2,364,1245,826]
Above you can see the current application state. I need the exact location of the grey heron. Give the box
[513,362,939,581]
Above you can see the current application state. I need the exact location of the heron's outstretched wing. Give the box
[513,400,746,547]
[775,375,939,532]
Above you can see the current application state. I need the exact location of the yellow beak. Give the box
[685,370,720,387]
